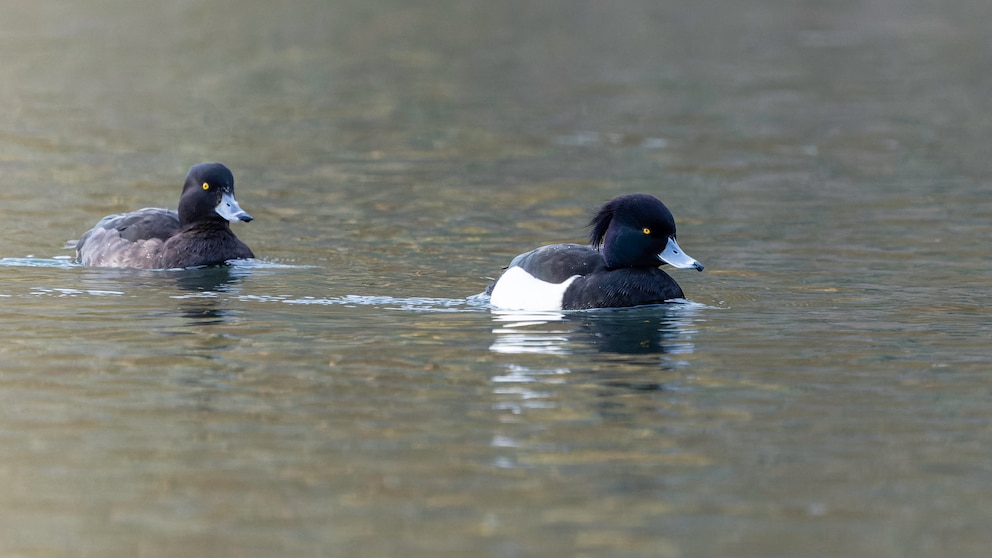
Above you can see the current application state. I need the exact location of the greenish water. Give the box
[2,1,992,556]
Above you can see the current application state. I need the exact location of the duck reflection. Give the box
[485,305,705,470]
[490,303,699,356]
[487,304,704,466]
[171,265,250,323]
[172,264,245,293]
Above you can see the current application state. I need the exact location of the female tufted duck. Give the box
[74,162,254,269]
[488,194,703,310]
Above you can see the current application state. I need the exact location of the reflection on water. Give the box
[488,303,704,444]
[170,266,247,323]
[490,303,702,357]
[486,305,709,493]
[171,265,248,294]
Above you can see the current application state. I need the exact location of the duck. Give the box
[74,162,254,269]
[488,193,703,310]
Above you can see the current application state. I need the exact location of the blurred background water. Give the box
[2,1,992,556]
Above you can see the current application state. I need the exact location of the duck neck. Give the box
[181,218,231,234]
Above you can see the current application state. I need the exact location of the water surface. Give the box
[2,1,992,556]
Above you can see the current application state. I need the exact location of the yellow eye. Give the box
[202,182,210,190]
[642,227,651,235]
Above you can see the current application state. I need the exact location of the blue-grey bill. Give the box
[215,192,253,222]
[658,237,703,271]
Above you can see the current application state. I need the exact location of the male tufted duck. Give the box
[74,162,254,269]
[488,194,703,310]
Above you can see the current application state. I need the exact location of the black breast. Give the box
[562,267,685,309]
[155,224,254,269]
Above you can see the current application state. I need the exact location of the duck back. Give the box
[75,208,180,268]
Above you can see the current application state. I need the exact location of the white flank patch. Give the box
[489,266,578,311]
